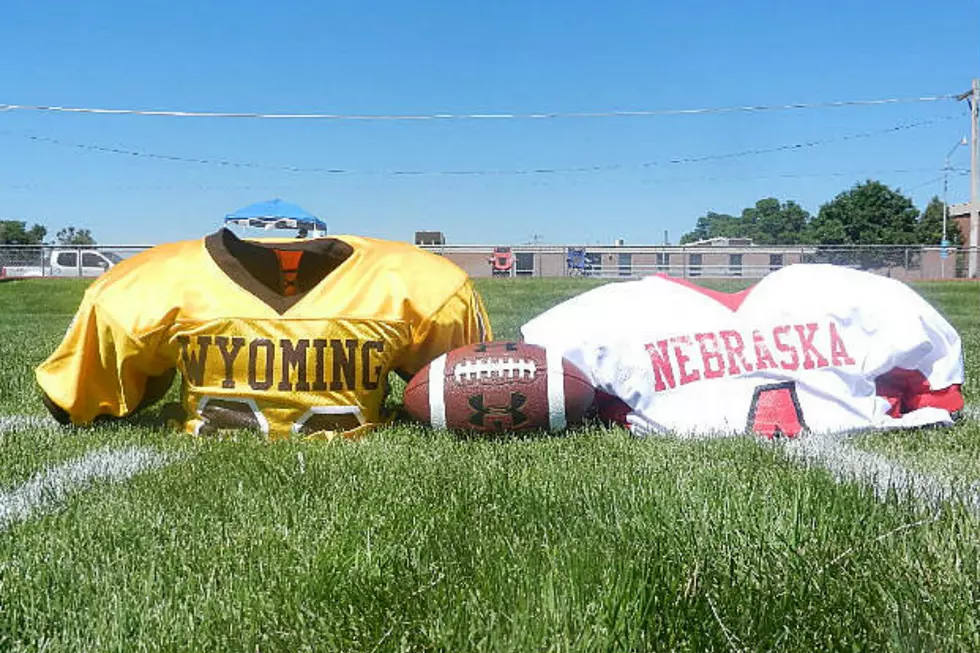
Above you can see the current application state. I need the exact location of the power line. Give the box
[640,116,961,169]
[904,172,972,193]
[0,170,966,192]
[0,94,959,121]
[638,169,969,185]
[0,116,958,177]
[0,130,310,173]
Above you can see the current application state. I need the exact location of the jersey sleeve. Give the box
[34,295,176,425]
[871,285,965,419]
[398,280,492,376]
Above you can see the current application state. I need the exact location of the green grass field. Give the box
[0,277,979,652]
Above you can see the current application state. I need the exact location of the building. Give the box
[416,220,975,280]
[946,203,974,245]
[420,241,813,279]
[414,231,446,246]
[681,236,755,248]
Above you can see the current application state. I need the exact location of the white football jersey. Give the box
[520,265,964,438]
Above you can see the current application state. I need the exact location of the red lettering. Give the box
[720,330,753,375]
[829,322,855,367]
[747,382,807,439]
[696,333,725,379]
[645,341,676,392]
[671,336,700,385]
[794,323,829,370]
[773,326,799,370]
[752,330,778,370]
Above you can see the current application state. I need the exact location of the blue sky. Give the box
[1,0,978,245]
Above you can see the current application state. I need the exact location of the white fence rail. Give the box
[420,243,978,281]
[0,243,976,281]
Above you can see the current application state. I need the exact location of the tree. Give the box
[809,180,919,245]
[679,211,745,244]
[55,227,97,245]
[807,180,919,268]
[916,196,964,246]
[680,199,812,245]
[740,198,811,245]
[0,221,46,245]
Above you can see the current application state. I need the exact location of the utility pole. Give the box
[942,136,968,279]
[970,79,980,277]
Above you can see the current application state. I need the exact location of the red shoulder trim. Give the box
[651,274,756,312]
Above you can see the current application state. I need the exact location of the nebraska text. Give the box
[645,322,855,391]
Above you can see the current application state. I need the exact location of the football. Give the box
[403,341,595,434]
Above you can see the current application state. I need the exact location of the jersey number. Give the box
[746,382,807,439]
[195,397,365,436]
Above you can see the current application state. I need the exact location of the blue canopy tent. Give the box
[224,199,326,238]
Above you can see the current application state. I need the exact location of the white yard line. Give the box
[776,404,980,511]
[646,404,980,512]
[0,414,57,435]
[0,446,173,530]
[778,432,980,512]
[3,407,980,516]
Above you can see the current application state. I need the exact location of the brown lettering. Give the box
[279,339,311,391]
[312,339,328,391]
[330,339,358,390]
[178,335,211,387]
[248,339,275,390]
[361,341,384,390]
[214,336,245,389]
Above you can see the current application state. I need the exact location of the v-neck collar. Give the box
[204,228,355,315]
[652,274,757,312]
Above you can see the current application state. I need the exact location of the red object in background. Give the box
[489,247,514,276]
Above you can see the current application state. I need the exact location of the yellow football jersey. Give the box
[35,229,491,440]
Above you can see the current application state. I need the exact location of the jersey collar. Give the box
[650,273,755,312]
[204,228,354,314]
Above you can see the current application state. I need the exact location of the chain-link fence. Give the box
[0,245,150,279]
[420,244,980,280]
[798,245,970,281]
[2,243,978,281]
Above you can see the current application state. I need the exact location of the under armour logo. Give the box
[468,392,528,429]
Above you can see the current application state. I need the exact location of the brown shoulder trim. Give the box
[295,238,355,293]
[204,229,354,314]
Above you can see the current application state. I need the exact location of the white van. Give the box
[0,249,121,278]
